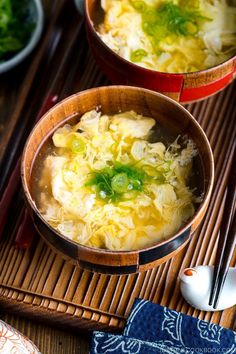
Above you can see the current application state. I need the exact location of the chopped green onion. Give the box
[130,0,212,58]
[85,163,146,201]
[99,190,107,199]
[130,49,148,62]
[111,173,129,193]
[70,136,86,154]
[185,22,198,35]
[130,1,147,12]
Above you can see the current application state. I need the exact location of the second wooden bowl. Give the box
[21,86,214,274]
[85,0,236,103]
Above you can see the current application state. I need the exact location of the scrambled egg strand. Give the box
[37,110,198,251]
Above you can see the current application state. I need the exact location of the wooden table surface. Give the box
[0,1,235,354]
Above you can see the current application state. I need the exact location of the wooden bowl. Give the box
[21,86,214,274]
[85,0,236,103]
[0,0,43,74]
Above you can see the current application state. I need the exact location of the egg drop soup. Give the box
[97,0,236,73]
[31,110,203,251]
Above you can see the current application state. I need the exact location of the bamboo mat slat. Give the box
[0,0,235,333]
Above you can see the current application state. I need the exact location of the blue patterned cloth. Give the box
[91,299,236,353]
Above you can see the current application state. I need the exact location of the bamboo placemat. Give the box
[0,81,235,331]
[0,0,235,333]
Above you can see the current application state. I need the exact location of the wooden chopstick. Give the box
[213,213,236,308]
[0,95,58,241]
[0,159,21,236]
[14,208,37,249]
[209,143,236,308]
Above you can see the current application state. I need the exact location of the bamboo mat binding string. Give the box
[0,82,236,331]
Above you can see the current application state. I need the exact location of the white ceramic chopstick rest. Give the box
[179,266,236,311]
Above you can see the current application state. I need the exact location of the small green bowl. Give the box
[0,0,44,74]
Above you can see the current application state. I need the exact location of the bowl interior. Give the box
[22,86,213,242]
